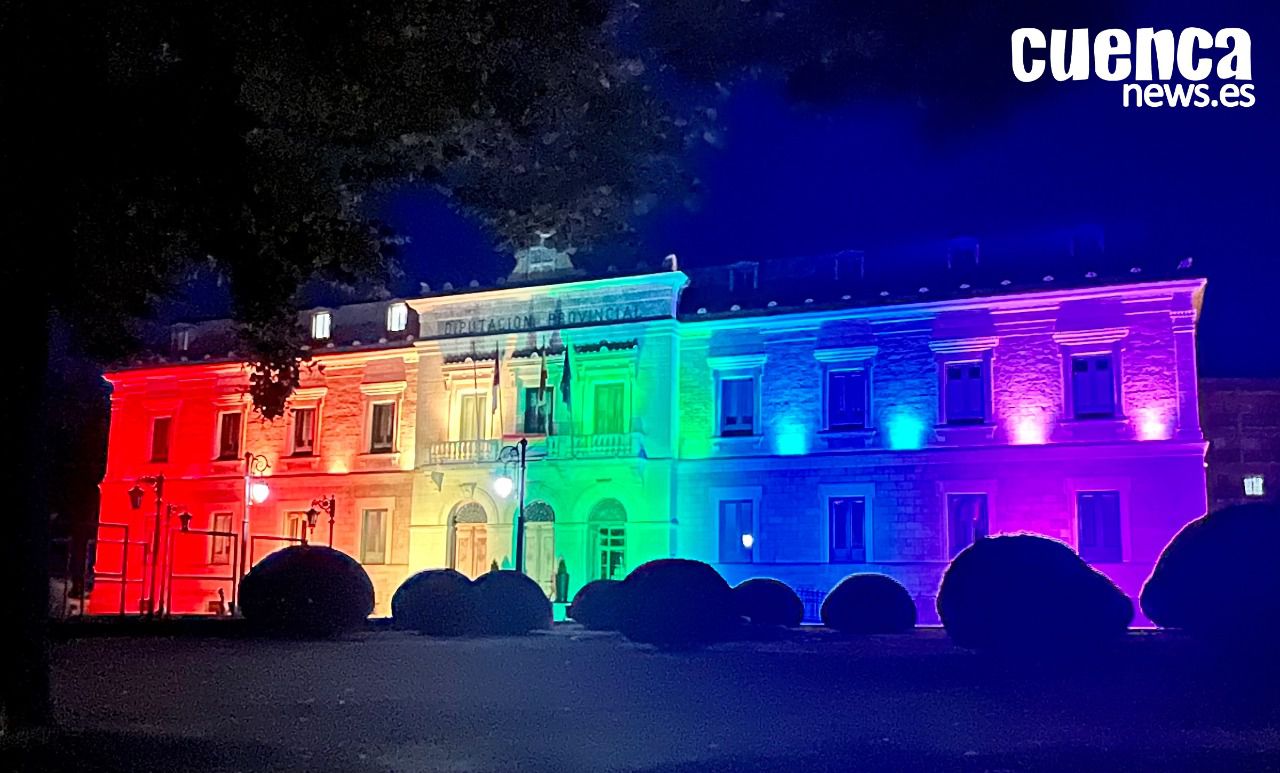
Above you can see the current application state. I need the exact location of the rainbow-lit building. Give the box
[93,247,1209,622]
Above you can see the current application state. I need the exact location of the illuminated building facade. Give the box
[93,248,1208,621]
[1200,378,1280,512]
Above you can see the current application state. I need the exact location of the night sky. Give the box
[381,1,1278,377]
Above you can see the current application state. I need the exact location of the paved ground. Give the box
[4,627,1279,771]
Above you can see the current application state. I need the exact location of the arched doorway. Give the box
[589,498,627,580]
[449,501,489,579]
[522,501,556,595]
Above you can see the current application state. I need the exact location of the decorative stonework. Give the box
[928,336,1000,354]
[1051,327,1130,346]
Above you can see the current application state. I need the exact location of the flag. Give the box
[538,338,549,395]
[559,343,572,411]
[491,341,501,414]
[538,338,550,429]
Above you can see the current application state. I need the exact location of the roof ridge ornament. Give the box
[509,232,576,282]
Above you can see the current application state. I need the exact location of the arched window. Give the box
[589,498,627,523]
[451,501,488,524]
[524,500,556,523]
[588,498,626,579]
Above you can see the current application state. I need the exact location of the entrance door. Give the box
[524,523,555,596]
[453,523,489,579]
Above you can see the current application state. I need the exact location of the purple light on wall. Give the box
[1012,415,1048,445]
[1138,407,1170,440]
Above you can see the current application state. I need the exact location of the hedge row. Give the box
[238,503,1280,651]
[392,569,552,637]
[567,562,918,647]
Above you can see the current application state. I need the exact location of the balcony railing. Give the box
[425,439,502,465]
[425,434,641,464]
[546,433,640,459]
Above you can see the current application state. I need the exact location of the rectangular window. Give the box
[171,327,191,352]
[719,377,756,436]
[947,493,989,559]
[386,302,408,333]
[523,387,553,434]
[718,500,754,563]
[1071,354,1117,419]
[729,263,758,292]
[370,403,396,453]
[1077,491,1123,563]
[944,362,986,425]
[593,382,626,435]
[458,393,485,440]
[285,511,309,542]
[834,251,864,282]
[828,497,866,563]
[1244,474,1266,497]
[210,512,233,565]
[216,412,242,460]
[150,417,172,463]
[291,407,316,455]
[310,310,332,340]
[827,370,868,430]
[595,526,626,580]
[360,509,388,564]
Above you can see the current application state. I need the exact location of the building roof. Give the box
[114,246,1204,371]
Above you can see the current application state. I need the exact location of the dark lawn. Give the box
[4,627,1279,772]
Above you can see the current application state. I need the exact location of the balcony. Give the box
[546,433,641,459]
[425,433,642,465]
[425,439,502,465]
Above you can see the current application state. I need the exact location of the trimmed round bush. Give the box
[821,573,917,633]
[569,579,625,631]
[618,559,736,649]
[239,546,374,637]
[733,578,804,627]
[392,569,478,636]
[937,534,1133,651]
[473,570,552,636]
[1141,503,1280,642]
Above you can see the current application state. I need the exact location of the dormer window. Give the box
[170,326,192,353]
[834,251,865,282]
[386,302,408,333]
[310,310,332,340]
[729,262,758,293]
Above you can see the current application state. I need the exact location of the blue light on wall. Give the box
[774,424,809,455]
[886,413,926,450]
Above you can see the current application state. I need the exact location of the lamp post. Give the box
[235,452,270,613]
[495,438,529,574]
[306,495,337,548]
[128,475,165,616]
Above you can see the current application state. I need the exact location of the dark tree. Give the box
[0,0,696,729]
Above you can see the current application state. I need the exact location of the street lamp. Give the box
[305,495,337,548]
[128,474,165,616]
[235,453,270,613]
[497,438,529,574]
[492,474,514,499]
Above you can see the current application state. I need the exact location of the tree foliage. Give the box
[21,0,705,419]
